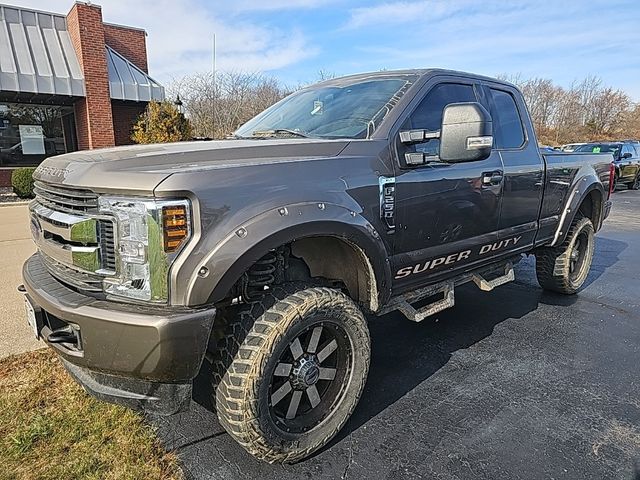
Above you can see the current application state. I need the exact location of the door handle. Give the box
[482,170,503,186]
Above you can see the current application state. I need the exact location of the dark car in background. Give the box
[0,139,63,166]
[575,142,640,190]
[560,142,586,152]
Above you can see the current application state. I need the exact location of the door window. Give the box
[406,83,476,157]
[489,89,525,149]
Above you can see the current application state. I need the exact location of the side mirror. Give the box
[439,102,493,163]
[622,152,632,159]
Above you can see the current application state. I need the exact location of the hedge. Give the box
[11,167,37,199]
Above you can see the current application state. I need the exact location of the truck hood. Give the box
[33,138,350,193]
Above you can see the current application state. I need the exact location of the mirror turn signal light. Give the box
[162,205,189,252]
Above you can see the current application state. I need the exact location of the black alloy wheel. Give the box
[212,285,370,463]
[268,321,352,433]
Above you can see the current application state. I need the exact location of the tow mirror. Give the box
[399,129,441,165]
[399,129,440,144]
[439,102,493,163]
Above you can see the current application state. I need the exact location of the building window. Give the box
[0,103,76,167]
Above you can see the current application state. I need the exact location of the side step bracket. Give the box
[381,282,455,323]
[396,282,454,322]
[471,262,514,291]
[379,259,517,323]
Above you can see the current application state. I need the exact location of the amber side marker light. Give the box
[162,205,189,252]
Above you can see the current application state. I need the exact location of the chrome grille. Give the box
[40,253,104,293]
[30,181,118,293]
[34,181,99,214]
[99,220,117,272]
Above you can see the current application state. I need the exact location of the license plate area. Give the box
[24,296,43,340]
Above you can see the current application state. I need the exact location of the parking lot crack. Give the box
[175,431,227,451]
[213,442,242,477]
[341,433,355,479]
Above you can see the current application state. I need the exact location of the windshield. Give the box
[575,144,621,156]
[234,76,417,140]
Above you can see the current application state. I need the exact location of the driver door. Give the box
[390,79,504,294]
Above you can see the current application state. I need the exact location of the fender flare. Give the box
[549,174,606,247]
[185,202,392,310]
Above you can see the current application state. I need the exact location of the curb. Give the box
[0,200,30,207]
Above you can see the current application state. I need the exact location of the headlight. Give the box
[98,197,191,302]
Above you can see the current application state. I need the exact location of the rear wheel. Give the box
[535,216,595,294]
[211,285,370,463]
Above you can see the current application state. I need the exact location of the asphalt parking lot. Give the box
[152,190,640,480]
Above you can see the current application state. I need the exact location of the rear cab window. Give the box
[489,88,525,149]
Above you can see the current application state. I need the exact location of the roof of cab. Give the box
[311,68,518,90]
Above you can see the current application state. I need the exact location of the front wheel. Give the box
[212,285,370,463]
[626,173,640,190]
[535,216,595,294]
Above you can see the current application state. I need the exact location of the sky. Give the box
[12,0,640,100]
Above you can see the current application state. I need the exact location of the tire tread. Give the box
[211,284,370,463]
[535,216,594,294]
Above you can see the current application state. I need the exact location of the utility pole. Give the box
[212,34,216,140]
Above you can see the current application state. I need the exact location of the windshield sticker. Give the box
[311,101,323,115]
[592,147,601,153]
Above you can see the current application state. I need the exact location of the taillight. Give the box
[608,162,615,197]
[162,205,189,252]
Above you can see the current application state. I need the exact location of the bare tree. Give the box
[621,104,640,139]
[316,69,337,81]
[172,69,640,144]
[498,73,638,144]
[168,71,288,139]
[585,87,631,137]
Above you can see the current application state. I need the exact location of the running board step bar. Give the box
[395,283,454,323]
[380,261,516,323]
[471,262,514,291]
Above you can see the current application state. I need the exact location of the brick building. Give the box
[0,2,164,186]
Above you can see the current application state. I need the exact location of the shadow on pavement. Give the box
[189,278,544,456]
[176,234,628,469]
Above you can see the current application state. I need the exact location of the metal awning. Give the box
[0,5,85,97]
[106,46,164,102]
[0,4,164,102]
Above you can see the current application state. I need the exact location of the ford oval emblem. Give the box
[30,215,42,241]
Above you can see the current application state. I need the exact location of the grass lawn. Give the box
[0,349,182,480]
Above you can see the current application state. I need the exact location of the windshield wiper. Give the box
[251,129,311,139]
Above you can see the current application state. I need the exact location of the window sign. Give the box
[0,102,74,167]
[19,125,45,155]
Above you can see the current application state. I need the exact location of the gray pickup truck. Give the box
[21,69,613,463]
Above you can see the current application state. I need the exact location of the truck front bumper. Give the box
[21,253,216,415]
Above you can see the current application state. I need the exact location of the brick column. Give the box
[66,2,115,150]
